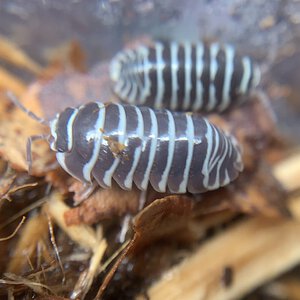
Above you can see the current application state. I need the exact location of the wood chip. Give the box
[273,151,300,193]
[44,192,99,251]
[148,217,300,300]
[71,239,107,299]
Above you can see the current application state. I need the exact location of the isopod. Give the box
[8,90,243,194]
[47,102,243,193]
[110,41,261,112]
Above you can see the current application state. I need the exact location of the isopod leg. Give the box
[26,134,49,174]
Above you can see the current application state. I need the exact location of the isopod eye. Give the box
[49,108,78,153]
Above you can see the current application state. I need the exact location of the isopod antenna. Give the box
[6,91,50,173]
[6,91,49,126]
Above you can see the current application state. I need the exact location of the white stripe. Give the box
[202,119,222,190]
[224,170,230,186]
[82,104,106,182]
[112,52,130,97]
[193,43,204,111]
[103,104,126,187]
[170,42,179,110]
[121,68,133,102]
[56,152,82,182]
[141,108,158,190]
[49,115,58,151]
[218,136,229,186]
[230,134,243,171]
[239,56,251,94]
[211,132,228,189]
[140,46,151,104]
[114,77,126,95]
[207,43,219,111]
[134,51,146,104]
[219,44,235,111]
[158,110,175,192]
[154,42,165,109]
[66,109,78,151]
[55,106,83,181]
[56,153,68,174]
[208,125,221,174]
[127,72,138,103]
[183,42,192,110]
[202,119,213,189]
[110,53,125,82]
[251,65,261,89]
[124,107,144,189]
[178,114,194,193]
[123,50,136,103]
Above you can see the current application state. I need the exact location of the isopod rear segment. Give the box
[110,41,261,112]
[49,102,243,194]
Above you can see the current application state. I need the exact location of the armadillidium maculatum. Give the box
[48,102,243,194]
[110,41,261,112]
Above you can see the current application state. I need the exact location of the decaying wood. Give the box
[148,217,300,300]
[146,152,300,300]
[263,276,300,299]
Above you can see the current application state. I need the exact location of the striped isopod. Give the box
[110,41,261,112]
[47,102,243,194]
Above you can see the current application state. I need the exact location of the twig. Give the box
[0,216,26,241]
[47,214,65,284]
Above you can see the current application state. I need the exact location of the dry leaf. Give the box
[0,87,54,175]
[132,195,195,246]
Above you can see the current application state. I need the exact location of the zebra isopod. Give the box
[48,102,243,194]
[110,41,261,112]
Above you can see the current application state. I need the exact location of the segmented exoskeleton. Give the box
[110,41,260,112]
[48,102,243,194]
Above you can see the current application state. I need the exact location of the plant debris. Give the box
[0,6,300,299]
